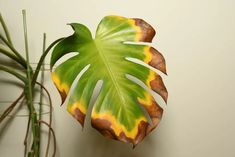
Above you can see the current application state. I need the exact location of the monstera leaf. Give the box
[50,15,167,146]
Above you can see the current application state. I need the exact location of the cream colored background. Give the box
[0,0,235,157]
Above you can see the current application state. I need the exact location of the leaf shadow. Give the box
[64,121,160,157]
[61,80,161,157]
[0,79,24,88]
[0,101,24,139]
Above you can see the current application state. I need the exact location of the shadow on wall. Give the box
[55,80,166,157]
[62,116,162,157]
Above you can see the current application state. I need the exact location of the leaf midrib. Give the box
[93,40,127,109]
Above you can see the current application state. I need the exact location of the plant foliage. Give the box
[0,11,62,157]
[51,15,168,146]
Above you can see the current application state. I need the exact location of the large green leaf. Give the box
[50,15,167,146]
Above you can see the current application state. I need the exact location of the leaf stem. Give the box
[24,116,31,157]
[0,65,27,83]
[0,46,27,69]
[22,9,38,157]
[0,34,28,68]
[38,33,46,155]
[0,92,24,123]
[31,37,64,87]
[36,82,53,157]
[38,120,56,157]
[0,13,13,45]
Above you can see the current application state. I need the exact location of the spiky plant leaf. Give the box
[50,15,167,146]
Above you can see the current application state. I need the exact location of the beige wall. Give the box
[0,0,235,157]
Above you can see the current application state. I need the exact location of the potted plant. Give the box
[0,10,63,157]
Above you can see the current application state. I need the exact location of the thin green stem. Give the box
[36,82,53,157]
[0,46,27,69]
[0,34,28,68]
[38,120,56,157]
[0,65,27,83]
[38,33,46,155]
[22,10,30,66]
[0,92,24,123]
[31,37,64,87]
[24,116,31,157]
[22,10,38,157]
[0,13,13,45]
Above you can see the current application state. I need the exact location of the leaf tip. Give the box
[131,18,156,42]
[67,103,86,127]
[148,47,167,75]
[51,72,69,104]
[132,144,136,149]
[148,74,168,104]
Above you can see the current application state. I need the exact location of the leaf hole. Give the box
[62,64,90,105]
[126,74,165,124]
[52,52,78,67]
[125,57,166,76]
[84,80,103,128]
